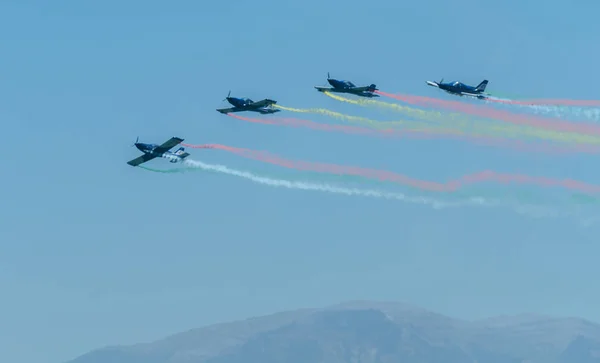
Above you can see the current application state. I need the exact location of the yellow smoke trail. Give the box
[279,99,600,145]
[323,91,453,123]
[322,92,600,145]
[273,104,426,129]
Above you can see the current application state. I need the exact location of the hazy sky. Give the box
[2,1,600,362]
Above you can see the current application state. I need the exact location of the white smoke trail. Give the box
[183,159,491,209]
[484,98,600,122]
[522,105,600,122]
[182,159,569,219]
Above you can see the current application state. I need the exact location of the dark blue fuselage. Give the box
[227,97,253,107]
[135,143,184,162]
[328,78,356,89]
[315,77,378,97]
[438,82,478,94]
[426,79,488,99]
[135,142,159,154]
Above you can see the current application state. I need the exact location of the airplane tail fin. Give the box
[174,147,187,157]
[475,80,488,92]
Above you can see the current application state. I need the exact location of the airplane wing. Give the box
[217,107,240,114]
[258,108,281,114]
[127,153,157,167]
[314,86,331,92]
[153,137,184,154]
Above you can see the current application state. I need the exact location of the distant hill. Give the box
[65,301,600,363]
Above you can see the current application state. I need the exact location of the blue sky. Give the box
[2,1,600,362]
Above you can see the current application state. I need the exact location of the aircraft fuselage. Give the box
[227,97,252,108]
[426,80,488,99]
[328,79,355,89]
[222,96,278,114]
[315,78,378,97]
[135,143,186,163]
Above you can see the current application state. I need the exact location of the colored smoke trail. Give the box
[427,91,600,121]
[226,114,512,145]
[273,104,431,129]
[227,113,442,137]
[228,113,550,151]
[375,90,600,136]
[273,104,385,123]
[323,92,600,144]
[228,113,534,149]
[486,89,600,107]
[227,114,600,154]
[227,113,393,136]
[141,159,578,218]
[275,103,460,128]
[487,98,600,107]
[274,103,600,147]
[141,163,404,185]
[484,101,600,122]
[182,143,600,194]
[323,91,446,124]
[173,159,493,209]
[276,103,462,131]
[139,163,600,212]
[450,94,600,122]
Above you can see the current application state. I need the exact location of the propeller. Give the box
[327,72,330,79]
[131,136,139,147]
[223,90,231,101]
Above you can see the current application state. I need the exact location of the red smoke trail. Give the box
[228,114,470,141]
[181,143,600,194]
[374,90,600,136]
[225,114,600,155]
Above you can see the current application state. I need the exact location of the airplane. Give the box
[426,78,489,99]
[216,91,280,114]
[126,136,190,167]
[314,72,379,97]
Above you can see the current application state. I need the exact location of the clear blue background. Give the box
[1,1,600,362]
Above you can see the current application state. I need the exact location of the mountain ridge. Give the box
[66,300,600,363]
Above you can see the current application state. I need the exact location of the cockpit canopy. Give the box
[328,78,356,89]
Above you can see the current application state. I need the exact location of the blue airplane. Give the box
[315,72,379,98]
[216,91,280,114]
[126,136,190,167]
[426,78,489,99]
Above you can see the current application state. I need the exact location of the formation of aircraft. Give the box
[126,136,190,166]
[128,73,490,166]
[426,78,489,99]
[216,91,280,114]
[314,73,379,98]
